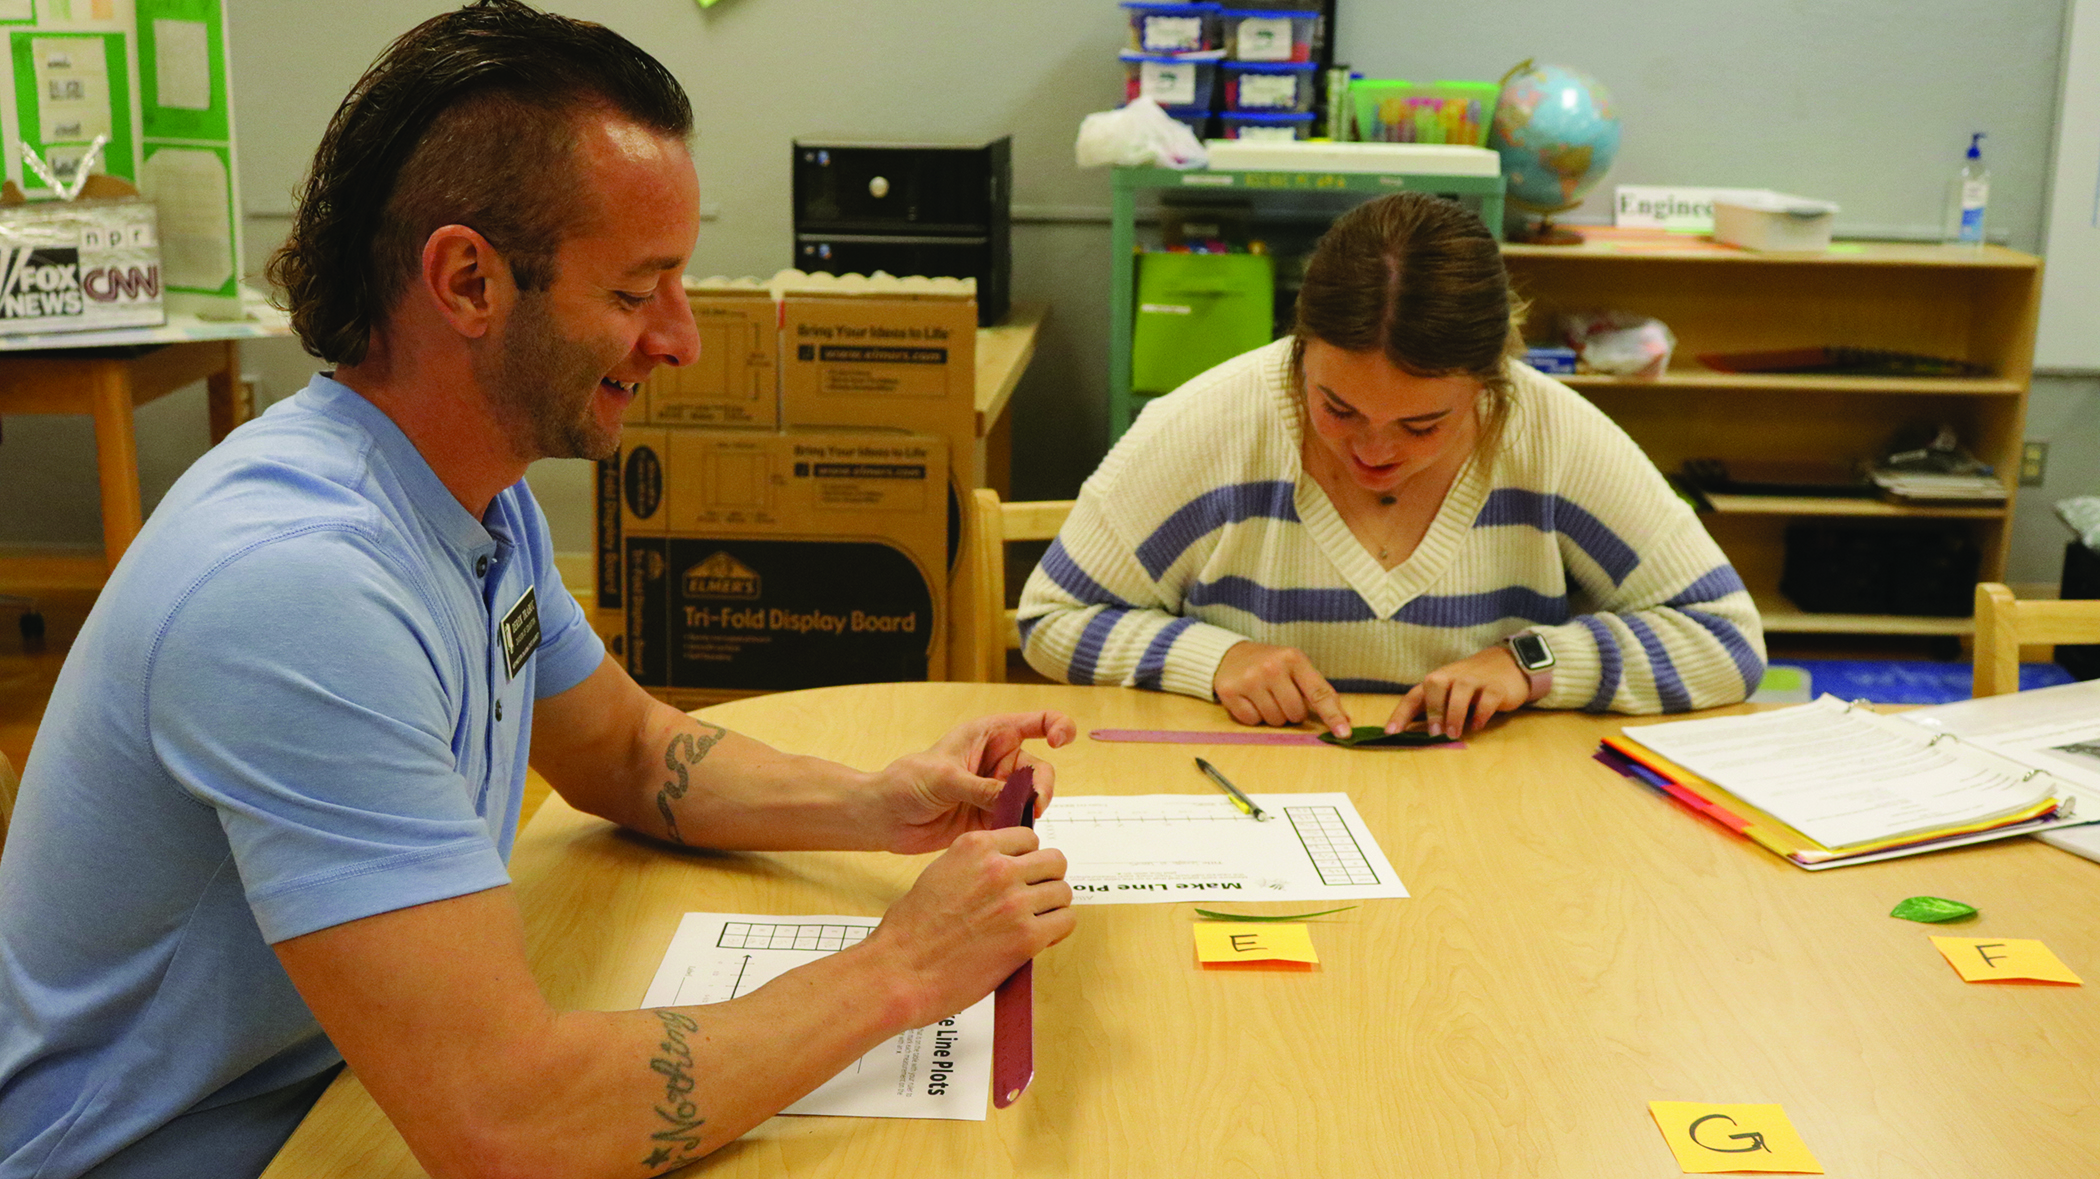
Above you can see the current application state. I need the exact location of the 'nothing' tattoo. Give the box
[642,1010,706,1171]
[654,721,726,845]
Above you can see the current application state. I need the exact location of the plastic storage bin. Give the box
[1131,251,1275,394]
[1348,79,1497,146]
[1121,51,1221,109]
[1223,61,1317,112]
[1219,8,1322,62]
[1157,104,1213,140]
[1121,1,1219,53]
[1219,110,1316,141]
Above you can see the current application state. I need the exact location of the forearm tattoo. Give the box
[654,721,726,845]
[642,1010,706,1171]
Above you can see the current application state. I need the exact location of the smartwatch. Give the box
[1503,631,1555,703]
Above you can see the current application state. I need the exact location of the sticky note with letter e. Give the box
[1648,1102,1824,1173]
[1930,937,2083,984]
[1193,922,1317,966]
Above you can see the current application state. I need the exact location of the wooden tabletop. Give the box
[973,303,1044,438]
[264,683,2100,1177]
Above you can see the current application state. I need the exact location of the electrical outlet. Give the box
[2020,441,2049,487]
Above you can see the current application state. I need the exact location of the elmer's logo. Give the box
[0,246,83,319]
[683,552,761,600]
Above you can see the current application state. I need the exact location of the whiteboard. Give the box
[2037,0,2100,370]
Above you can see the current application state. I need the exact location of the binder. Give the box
[1598,695,2081,870]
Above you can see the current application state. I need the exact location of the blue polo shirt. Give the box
[0,374,605,1179]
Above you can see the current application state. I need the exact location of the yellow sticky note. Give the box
[1930,937,2083,984]
[1193,922,1318,964]
[1648,1102,1824,1173]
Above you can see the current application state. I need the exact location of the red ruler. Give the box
[990,766,1037,1108]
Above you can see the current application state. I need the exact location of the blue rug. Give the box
[1765,659,2077,706]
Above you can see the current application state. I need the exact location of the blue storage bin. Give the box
[1121,1,1220,54]
[1223,61,1317,112]
[1219,110,1316,141]
[1121,51,1222,110]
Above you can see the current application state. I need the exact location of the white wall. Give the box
[1,0,2094,587]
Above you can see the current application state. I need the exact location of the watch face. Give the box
[1509,633,1554,671]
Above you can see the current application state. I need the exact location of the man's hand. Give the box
[1385,645,1531,737]
[855,825,1075,1028]
[1212,640,1352,737]
[870,711,1077,854]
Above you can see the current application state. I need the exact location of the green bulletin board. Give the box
[1,0,241,310]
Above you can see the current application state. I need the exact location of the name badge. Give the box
[500,586,542,680]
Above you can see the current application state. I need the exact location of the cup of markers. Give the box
[1347,79,1497,146]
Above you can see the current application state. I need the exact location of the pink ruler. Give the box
[990,766,1036,1108]
[1091,728,1464,749]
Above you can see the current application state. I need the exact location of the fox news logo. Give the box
[0,247,83,320]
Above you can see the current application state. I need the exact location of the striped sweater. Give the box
[1018,339,1765,714]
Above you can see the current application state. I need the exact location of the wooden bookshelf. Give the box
[1503,235,2041,639]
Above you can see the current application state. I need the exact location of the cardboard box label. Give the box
[0,199,163,335]
[630,536,936,690]
[639,291,779,427]
[611,426,951,691]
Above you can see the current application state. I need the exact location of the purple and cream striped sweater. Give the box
[1018,339,1764,714]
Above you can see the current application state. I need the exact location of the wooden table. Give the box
[264,684,2100,1177]
[0,303,293,573]
[970,302,1043,496]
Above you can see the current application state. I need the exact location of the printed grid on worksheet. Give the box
[1284,806,1380,886]
[715,922,874,951]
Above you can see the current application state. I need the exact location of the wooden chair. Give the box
[0,749,18,854]
[1972,582,2100,696]
[956,490,1074,683]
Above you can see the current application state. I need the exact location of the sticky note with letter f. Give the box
[1930,937,2083,984]
[1193,922,1317,965]
[1648,1102,1823,1173]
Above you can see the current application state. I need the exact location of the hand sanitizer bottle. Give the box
[1946,132,1989,246]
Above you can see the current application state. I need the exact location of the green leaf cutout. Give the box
[1890,896,1978,923]
[1317,726,1454,748]
[1194,906,1357,922]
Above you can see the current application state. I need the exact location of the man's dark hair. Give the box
[269,0,692,365]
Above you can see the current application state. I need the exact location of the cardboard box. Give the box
[777,271,977,444]
[612,425,949,693]
[631,279,780,427]
[0,197,164,336]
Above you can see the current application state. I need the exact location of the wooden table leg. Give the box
[206,339,245,443]
[87,360,143,571]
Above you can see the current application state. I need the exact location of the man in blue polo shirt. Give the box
[0,4,1075,1177]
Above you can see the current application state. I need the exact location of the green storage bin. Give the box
[1130,252,1275,394]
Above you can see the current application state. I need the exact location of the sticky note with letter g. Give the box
[1648,1102,1823,1173]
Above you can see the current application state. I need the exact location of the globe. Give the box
[1488,59,1622,216]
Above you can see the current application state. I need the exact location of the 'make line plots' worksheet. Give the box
[641,914,993,1120]
[1036,792,1408,904]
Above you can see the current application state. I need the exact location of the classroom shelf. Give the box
[1750,592,1975,637]
[1106,164,1506,442]
[1503,237,2041,642]
[1559,369,2025,398]
[1702,494,2007,520]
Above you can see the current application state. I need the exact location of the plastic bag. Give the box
[1075,97,1208,170]
[1562,311,1676,377]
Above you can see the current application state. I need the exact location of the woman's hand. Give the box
[1212,641,1353,737]
[1385,645,1531,737]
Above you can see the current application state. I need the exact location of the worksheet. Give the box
[1037,792,1407,904]
[641,913,991,1121]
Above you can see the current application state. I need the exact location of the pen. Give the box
[1194,757,1271,821]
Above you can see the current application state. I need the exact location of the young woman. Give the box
[1020,192,1763,737]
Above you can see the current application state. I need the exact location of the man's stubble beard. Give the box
[481,289,622,464]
